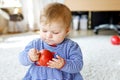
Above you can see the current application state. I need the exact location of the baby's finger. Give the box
[34,49,39,53]
[56,55,62,59]
[48,60,54,64]
[52,58,58,62]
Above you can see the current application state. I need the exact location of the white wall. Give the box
[21,0,64,31]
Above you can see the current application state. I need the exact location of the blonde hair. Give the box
[40,2,72,27]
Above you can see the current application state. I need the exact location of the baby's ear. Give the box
[66,27,71,34]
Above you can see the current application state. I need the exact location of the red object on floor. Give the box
[111,35,120,45]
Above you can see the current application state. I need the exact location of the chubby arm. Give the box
[61,43,83,73]
[19,40,36,66]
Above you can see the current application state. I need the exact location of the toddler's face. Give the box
[40,21,69,45]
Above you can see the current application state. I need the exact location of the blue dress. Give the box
[19,38,83,80]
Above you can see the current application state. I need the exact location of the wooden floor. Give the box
[69,29,118,38]
[69,30,94,38]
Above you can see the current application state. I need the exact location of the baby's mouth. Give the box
[45,39,54,44]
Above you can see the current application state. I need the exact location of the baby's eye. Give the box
[53,32,59,34]
[42,30,47,33]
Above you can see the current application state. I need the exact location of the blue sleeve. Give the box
[19,40,36,66]
[61,42,83,73]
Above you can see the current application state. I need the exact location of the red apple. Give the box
[111,35,120,45]
[36,49,54,66]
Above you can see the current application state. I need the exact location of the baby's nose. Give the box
[47,32,52,38]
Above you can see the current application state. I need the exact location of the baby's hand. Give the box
[47,55,65,69]
[28,48,40,62]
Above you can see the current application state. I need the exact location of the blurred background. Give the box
[0,0,64,34]
[0,0,120,80]
[0,0,120,35]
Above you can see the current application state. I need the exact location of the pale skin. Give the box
[28,20,70,69]
[28,48,39,62]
